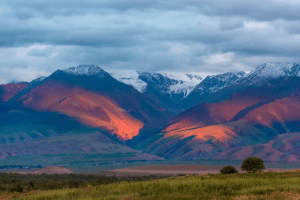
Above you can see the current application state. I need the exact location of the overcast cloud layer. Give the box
[1,0,300,84]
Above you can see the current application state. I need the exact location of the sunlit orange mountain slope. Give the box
[0,82,30,102]
[142,78,300,161]
[18,79,144,140]
[239,93,300,127]
[164,84,284,132]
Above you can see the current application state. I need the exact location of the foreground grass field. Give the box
[13,171,300,200]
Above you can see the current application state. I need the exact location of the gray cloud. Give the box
[3,0,300,21]
[1,0,300,84]
[219,18,244,31]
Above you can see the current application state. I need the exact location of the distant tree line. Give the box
[0,165,42,169]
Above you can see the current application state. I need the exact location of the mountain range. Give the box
[1,62,300,163]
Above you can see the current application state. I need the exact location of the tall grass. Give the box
[19,172,300,199]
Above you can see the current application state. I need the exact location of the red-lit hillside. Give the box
[213,131,300,162]
[18,80,144,140]
[0,82,30,102]
[144,78,300,161]
[164,85,282,132]
[239,93,300,127]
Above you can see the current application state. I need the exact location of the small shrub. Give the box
[15,183,23,193]
[67,181,79,189]
[241,156,265,173]
[43,180,60,190]
[220,166,238,174]
[97,179,103,185]
[27,181,35,191]
[0,184,5,191]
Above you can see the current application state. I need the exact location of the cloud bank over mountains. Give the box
[1,0,300,84]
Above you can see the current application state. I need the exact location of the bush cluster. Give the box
[220,166,238,174]
[241,156,265,173]
[219,156,266,174]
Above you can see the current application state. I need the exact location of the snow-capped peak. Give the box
[64,65,108,77]
[236,62,300,86]
[108,70,203,97]
[158,72,203,97]
[209,71,246,81]
[249,62,295,79]
[109,70,147,93]
[194,71,246,93]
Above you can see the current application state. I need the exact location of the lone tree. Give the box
[241,156,265,173]
[220,166,238,174]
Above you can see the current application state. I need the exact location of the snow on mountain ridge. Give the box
[109,70,203,97]
[237,62,300,86]
[64,65,108,77]
[109,70,147,93]
[250,62,295,79]
[159,72,203,97]
[197,71,246,93]
[32,76,46,82]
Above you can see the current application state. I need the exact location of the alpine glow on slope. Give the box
[19,80,144,140]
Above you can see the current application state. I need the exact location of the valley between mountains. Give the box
[1,62,300,164]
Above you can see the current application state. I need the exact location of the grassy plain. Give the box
[11,171,300,200]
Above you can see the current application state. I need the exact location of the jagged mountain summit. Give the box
[109,70,203,112]
[109,70,203,97]
[235,62,300,86]
[184,62,300,105]
[183,71,246,106]
[250,62,300,78]
[194,71,246,94]
[64,65,110,77]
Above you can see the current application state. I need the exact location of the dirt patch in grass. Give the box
[0,191,39,200]
[15,166,73,175]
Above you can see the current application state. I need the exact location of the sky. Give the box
[1,0,300,84]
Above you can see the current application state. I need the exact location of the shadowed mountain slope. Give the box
[213,132,300,162]
[0,109,163,161]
